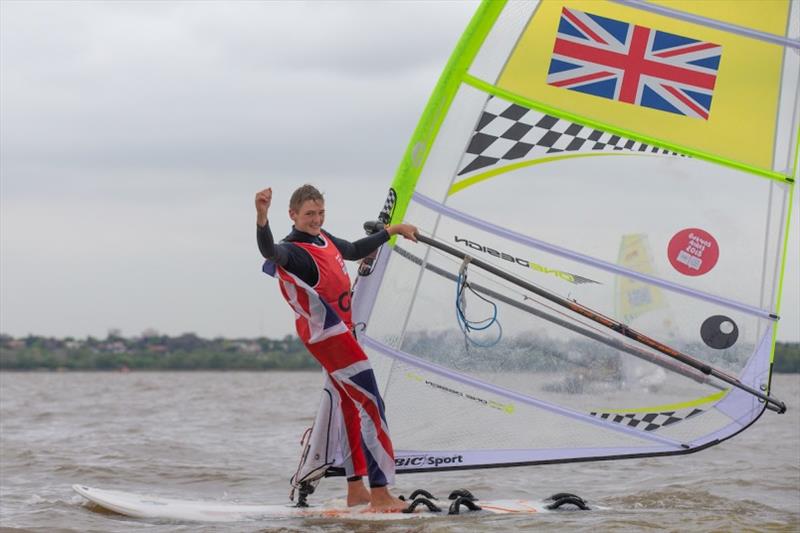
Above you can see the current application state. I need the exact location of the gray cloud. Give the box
[1,1,797,342]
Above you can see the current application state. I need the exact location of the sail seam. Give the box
[362,335,685,449]
[611,0,800,49]
[412,191,775,320]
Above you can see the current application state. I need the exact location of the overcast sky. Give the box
[1,1,797,342]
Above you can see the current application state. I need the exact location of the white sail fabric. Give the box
[351,0,798,473]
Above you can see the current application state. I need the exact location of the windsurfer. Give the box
[255,184,416,512]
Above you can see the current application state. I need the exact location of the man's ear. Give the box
[288,209,297,222]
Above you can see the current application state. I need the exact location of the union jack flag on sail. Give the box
[547,7,722,120]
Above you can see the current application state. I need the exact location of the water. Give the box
[1,371,798,532]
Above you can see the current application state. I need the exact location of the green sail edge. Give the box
[769,124,799,367]
[386,0,506,233]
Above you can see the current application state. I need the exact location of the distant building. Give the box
[235,341,261,354]
[104,341,128,354]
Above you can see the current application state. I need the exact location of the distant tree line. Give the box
[0,332,317,371]
[0,333,797,372]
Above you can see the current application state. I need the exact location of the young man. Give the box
[255,184,416,512]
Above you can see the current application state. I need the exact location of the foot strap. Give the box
[402,496,441,513]
[544,492,590,510]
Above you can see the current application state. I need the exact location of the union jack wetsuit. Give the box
[259,224,396,487]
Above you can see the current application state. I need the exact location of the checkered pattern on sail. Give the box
[590,408,704,432]
[457,96,686,176]
[379,188,397,224]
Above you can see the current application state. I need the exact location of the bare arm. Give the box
[386,223,418,242]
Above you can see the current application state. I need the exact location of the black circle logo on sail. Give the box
[700,315,739,349]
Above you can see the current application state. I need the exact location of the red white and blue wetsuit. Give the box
[258,224,395,487]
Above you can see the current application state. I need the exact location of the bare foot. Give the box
[346,479,370,507]
[366,486,407,513]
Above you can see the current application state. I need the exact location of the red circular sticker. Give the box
[667,228,719,276]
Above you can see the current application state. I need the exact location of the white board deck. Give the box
[73,484,548,522]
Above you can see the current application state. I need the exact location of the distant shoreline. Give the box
[1,334,798,373]
[0,368,323,372]
[2,368,799,373]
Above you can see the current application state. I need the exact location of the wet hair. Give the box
[289,184,324,212]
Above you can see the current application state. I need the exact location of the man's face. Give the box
[290,199,325,236]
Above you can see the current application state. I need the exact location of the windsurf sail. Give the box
[322,0,799,478]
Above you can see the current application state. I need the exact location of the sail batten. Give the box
[362,336,686,449]
[611,0,800,49]
[412,192,777,319]
[391,243,725,390]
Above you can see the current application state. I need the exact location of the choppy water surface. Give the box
[1,371,798,532]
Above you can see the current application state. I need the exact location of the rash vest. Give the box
[280,232,352,328]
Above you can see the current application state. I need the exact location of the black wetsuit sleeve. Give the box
[257,224,319,286]
[326,230,390,261]
[257,223,289,266]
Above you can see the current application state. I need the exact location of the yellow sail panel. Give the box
[616,234,667,323]
[648,0,792,37]
[496,0,788,173]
